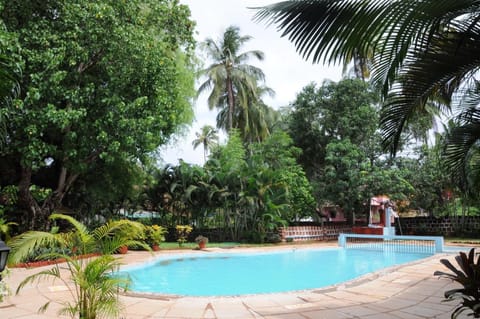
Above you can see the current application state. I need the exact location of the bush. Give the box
[434,248,480,318]
[25,246,73,262]
[265,232,282,243]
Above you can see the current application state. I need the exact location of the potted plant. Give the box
[175,225,193,247]
[146,225,167,251]
[118,245,129,254]
[195,235,208,250]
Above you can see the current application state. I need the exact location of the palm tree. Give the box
[197,25,266,132]
[9,214,149,318]
[254,0,480,189]
[18,254,127,319]
[342,48,373,81]
[192,125,219,161]
[217,85,278,144]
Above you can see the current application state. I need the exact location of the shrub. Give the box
[434,248,480,318]
[145,225,167,246]
[175,225,192,247]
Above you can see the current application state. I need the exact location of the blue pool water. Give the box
[120,248,433,296]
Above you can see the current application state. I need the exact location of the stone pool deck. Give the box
[0,243,472,318]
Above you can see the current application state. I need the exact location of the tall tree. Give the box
[0,0,196,230]
[216,84,278,143]
[0,25,20,148]
[286,79,389,219]
[254,0,480,191]
[197,25,266,132]
[237,86,278,144]
[287,79,379,180]
[192,124,218,161]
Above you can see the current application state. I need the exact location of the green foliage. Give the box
[286,79,379,180]
[145,129,313,243]
[286,79,386,217]
[10,214,147,318]
[249,130,315,222]
[215,130,247,176]
[393,144,451,215]
[8,213,148,265]
[17,254,128,319]
[255,0,480,193]
[0,217,16,241]
[434,248,480,318]
[145,224,167,246]
[175,225,192,247]
[322,139,366,212]
[0,0,197,229]
[198,25,267,133]
[66,158,151,221]
[192,125,218,161]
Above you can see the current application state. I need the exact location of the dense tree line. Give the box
[0,0,196,230]
[1,2,478,241]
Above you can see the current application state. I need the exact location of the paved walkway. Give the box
[0,243,470,318]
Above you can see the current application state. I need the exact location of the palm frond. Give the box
[443,109,480,189]
[16,266,63,294]
[254,0,480,92]
[8,231,66,265]
[381,27,480,152]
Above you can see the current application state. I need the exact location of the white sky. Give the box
[160,0,343,166]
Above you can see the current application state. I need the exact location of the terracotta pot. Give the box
[152,244,160,251]
[118,246,128,254]
[198,242,206,250]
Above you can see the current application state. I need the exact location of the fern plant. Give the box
[434,248,480,318]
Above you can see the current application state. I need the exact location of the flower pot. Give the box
[152,244,160,251]
[198,242,206,250]
[118,246,128,254]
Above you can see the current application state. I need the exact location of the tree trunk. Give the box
[17,164,80,231]
[17,167,43,229]
[226,76,235,132]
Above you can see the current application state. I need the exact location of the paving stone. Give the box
[303,309,356,319]
[336,305,381,317]
[401,305,449,317]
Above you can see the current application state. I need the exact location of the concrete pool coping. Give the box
[1,242,475,318]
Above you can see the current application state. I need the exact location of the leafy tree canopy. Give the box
[286,78,379,179]
[0,0,197,229]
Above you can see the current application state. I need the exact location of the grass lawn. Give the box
[156,240,335,250]
[445,237,480,245]
[158,241,243,250]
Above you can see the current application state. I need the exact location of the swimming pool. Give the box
[120,247,434,296]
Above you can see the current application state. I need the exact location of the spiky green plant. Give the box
[434,248,480,318]
[0,218,17,241]
[9,213,149,318]
[8,213,149,264]
[16,254,128,319]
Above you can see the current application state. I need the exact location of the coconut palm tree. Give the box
[254,0,480,189]
[192,125,219,161]
[216,85,278,144]
[197,25,266,132]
